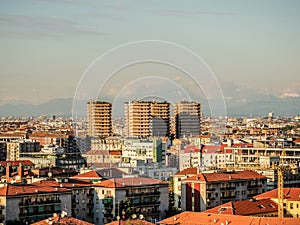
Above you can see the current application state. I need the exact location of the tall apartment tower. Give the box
[87,100,112,137]
[125,101,170,138]
[174,101,201,138]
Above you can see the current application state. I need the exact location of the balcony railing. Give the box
[127,191,160,197]
[206,188,216,192]
[221,196,235,200]
[20,200,61,206]
[220,186,236,190]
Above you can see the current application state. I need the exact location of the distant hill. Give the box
[0,98,74,117]
[0,96,299,117]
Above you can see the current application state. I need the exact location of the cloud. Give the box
[280,91,299,99]
[2,96,19,101]
[0,14,109,39]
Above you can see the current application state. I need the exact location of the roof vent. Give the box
[174,216,177,221]
[213,218,218,223]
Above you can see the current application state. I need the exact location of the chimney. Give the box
[6,163,11,180]
[18,163,23,182]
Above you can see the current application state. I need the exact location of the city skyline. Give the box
[0,1,300,116]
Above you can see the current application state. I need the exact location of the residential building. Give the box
[93,176,169,224]
[255,188,300,218]
[125,101,170,138]
[0,142,7,161]
[173,167,198,210]
[33,179,94,223]
[121,138,165,164]
[87,101,112,137]
[29,132,59,146]
[0,160,35,178]
[7,140,40,161]
[181,170,267,212]
[91,136,121,151]
[174,101,201,138]
[0,183,72,224]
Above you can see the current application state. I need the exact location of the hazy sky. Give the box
[0,0,299,106]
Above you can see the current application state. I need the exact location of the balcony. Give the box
[247,184,261,189]
[220,186,236,190]
[221,196,235,200]
[206,188,215,192]
[127,191,160,197]
[20,200,61,207]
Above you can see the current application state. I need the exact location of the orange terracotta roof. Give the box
[110,150,122,156]
[94,177,168,188]
[255,188,300,201]
[0,132,25,137]
[184,145,200,153]
[32,215,93,225]
[0,160,35,166]
[204,199,278,215]
[72,170,103,179]
[158,212,300,225]
[29,132,59,138]
[0,184,69,196]
[175,167,198,176]
[84,150,109,155]
[32,179,91,188]
[201,145,224,153]
[183,170,266,183]
[106,219,155,225]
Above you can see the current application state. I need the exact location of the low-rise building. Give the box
[255,188,300,218]
[0,183,72,224]
[181,170,267,212]
[173,167,198,210]
[93,176,169,224]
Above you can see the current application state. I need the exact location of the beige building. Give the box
[6,140,40,161]
[255,188,300,218]
[181,170,267,212]
[125,101,170,138]
[173,167,198,210]
[174,101,201,138]
[0,183,72,224]
[87,101,112,137]
[93,176,169,224]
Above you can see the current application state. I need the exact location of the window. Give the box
[257,204,264,209]
[290,203,294,209]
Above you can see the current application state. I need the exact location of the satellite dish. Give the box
[139,214,144,220]
[116,216,120,220]
[132,214,137,219]
[48,172,52,178]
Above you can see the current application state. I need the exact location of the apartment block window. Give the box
[290,203,294,209]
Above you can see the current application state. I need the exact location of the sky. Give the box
[0,0,300,114]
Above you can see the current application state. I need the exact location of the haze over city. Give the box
[1,0,300,116]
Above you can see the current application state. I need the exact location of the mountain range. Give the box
[0,96,299,117]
